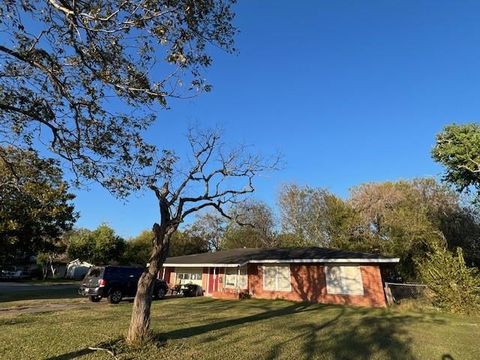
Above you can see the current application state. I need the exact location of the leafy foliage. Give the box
[122,229,208,265]
[122,230,153,266]
[66,225,125,264]
[169,230,209,257]
[276,179,480,281]
[278,184,333,246]
[432,123,480,200]
[417,244,480,314]
[0,146,77,264]
[0,0,237,196]
[347,178,474,280]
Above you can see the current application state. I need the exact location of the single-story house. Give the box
[162,247,399,307]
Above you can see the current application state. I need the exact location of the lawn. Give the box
[0,290,478,360]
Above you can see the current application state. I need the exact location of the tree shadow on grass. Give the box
[46,338,123,360]
[155,301,317,341]
[158,298,446,360]
[266,311,446,360]
[0,286,80,303]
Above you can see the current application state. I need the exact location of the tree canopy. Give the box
[275,179,480,280]
[0,0,237,196]
[122,229,209,265]
[66,224,125,264]
[0,146,77,264]
[222,200,278,249]
[432,123,480,200]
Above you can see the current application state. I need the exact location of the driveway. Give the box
[0,281,91,314]
[0,281,79,293]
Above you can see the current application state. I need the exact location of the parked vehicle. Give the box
[0,266,29,280]
[78,266,168,304]
[182,284,204,297]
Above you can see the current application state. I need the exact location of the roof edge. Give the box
[164,258,400,267]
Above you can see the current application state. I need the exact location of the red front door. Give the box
[208,267,219,293]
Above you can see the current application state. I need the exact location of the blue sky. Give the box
[74,0,480,237]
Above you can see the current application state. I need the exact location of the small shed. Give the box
[65,259,93,280]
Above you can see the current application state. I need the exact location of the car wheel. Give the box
[155,287,166,300]
[108,289,122,304]
[89,295,101,302]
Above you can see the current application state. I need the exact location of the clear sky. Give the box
[73,0,480,237]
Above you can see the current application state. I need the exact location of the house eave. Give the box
[164,258,400,268]
[248,258,400,264]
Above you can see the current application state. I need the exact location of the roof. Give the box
[164,247,400,267]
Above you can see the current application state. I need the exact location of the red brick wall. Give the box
[247,264,387,307]
[162,267,173,284]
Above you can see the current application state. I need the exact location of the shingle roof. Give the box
[164,247,399,267]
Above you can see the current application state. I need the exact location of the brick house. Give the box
[162,247,399,307]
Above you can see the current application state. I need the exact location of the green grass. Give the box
[0,291,478,360]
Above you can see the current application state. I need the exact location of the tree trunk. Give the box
[126,269,156,344]
[126,223,172,345]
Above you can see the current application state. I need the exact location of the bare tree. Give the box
[190,211,228,251]
[126,129,279,344]
[223,199,279,249]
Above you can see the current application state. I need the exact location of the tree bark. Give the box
[126,222,172,345]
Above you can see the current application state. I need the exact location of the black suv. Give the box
[78,266,168,304]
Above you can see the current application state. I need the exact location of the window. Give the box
[224,266,247,289]
[263,265,291,292]
[87,267,102,278]
[325,266,364,296]
[175,268,203,286]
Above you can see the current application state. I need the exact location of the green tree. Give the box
[417,243,480,314]
[169,230,209,257]
[67,225,125,264]
[278,184,362,248]
[278,184,332,246]
[432,123,480,201]
[0,147,77,264]
[66,229,95,261]
[123,229,208,265]
[1,1,241,345]
[122,230,153,266]
[92,224,125,264]
[348,178,474,280]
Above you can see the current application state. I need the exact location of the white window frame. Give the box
[224,266,248,289]
[174,267,203,286]
[325,265,364,296]
[262,265,291,292]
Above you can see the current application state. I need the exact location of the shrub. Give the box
[417,244,480,314]
[239,291,252,300]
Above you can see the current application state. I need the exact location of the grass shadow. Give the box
[266,310,445,360]
[0,285,80,303]
[156,301,317,341]
[45,338,123,360]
